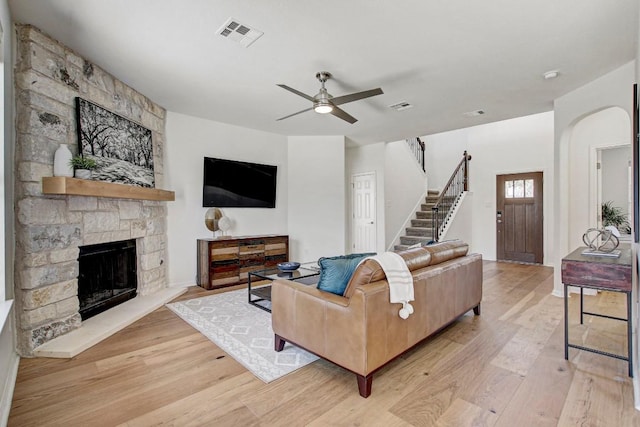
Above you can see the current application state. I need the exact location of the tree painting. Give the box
[76,98,155,188]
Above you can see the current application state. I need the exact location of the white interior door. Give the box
[352,172,376,253]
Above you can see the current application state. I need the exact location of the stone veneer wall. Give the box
[14,25,169,356]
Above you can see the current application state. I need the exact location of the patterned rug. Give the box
[166,288,318,383]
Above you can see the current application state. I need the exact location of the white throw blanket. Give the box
[366,252,414,319]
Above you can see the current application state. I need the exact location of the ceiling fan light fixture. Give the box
[314,102,333,114]
[277,71,382,123]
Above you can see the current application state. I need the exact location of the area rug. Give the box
[166,288,318,383]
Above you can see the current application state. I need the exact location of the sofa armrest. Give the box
[271,278,368,374]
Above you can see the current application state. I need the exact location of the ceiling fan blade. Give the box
[277,84,315,101]
[330,105,358,124]
[276,107,314,121]
[331,88,384,106]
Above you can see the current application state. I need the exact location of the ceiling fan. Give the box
[276,71,383,124]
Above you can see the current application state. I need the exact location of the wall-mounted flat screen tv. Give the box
[203,157,277,208]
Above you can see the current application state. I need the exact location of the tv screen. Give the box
[203,157,277,208]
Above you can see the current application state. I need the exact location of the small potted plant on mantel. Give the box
[69,156,97,179]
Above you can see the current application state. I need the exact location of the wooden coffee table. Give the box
[248,266,320,312]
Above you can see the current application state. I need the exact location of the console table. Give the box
[196,235,288,289]
[561,246,632,377]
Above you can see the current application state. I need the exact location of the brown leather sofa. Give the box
[271,240,482,397]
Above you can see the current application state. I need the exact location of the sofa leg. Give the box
[356,374,373,398]
[473,303,481,316]
[274,334,286,352]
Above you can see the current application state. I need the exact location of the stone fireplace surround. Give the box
[13,25,184,357]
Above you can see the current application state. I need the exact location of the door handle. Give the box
[369,222,374,224]
[497,220,502,223]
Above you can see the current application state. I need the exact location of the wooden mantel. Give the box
[42,177,175,201]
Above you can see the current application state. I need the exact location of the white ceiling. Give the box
[8,0,639,144]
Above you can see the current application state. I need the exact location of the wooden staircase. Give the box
[393,151,471,251]
[395,190,442,250]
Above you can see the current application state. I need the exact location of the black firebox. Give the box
[78,239,137,320]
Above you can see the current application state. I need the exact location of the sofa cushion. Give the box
[423,240,468,265]
[317,253,375,296]
[398,247,432,271]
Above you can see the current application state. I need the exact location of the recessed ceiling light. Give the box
[543,70,560,80]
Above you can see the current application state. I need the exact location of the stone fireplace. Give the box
[14,25,171,356]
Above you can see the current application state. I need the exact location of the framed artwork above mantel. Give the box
[75,97,155,188]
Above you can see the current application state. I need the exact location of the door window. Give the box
[505,179,534,199]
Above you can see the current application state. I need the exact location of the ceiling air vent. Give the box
[217,18,263,47]
[463,109,485,117]
[388,101,413,111]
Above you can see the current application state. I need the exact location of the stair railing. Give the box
[431,151,472,241]
[405,137,425,172]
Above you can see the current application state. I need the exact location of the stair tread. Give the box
[400,236,433,244]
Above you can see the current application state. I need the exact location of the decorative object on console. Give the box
[69,155,97,179]
[218,216,232,235]
[76,97,154,188]
[581,227,621,257]
[602,201,630,232]
[53,143,73,177]
[204,207,223,235]
[277,262,300,272]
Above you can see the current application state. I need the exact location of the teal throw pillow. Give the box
[317,252,375,295]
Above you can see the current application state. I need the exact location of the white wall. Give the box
[288,136,346,263]
[425,129,469,191]
[601,145,632,220]
[568,108,630,249]
[441,192,473,247]
[345,142,386,254]
[164,112,288,286]
[384,140,428,248]
[553,61,635,296]
[423,111,555,263]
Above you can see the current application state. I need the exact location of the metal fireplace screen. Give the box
[78,239,137,320]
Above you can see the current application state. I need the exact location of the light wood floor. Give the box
[8,261,640,426]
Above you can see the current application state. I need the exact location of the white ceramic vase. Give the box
[74,169,92,179]
[53,143,73,177]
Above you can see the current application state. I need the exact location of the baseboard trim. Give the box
[0,354,19,427]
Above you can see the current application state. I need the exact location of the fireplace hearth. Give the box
[78,239,138,320]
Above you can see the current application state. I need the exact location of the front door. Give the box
[496,172,543,264]
[352,172,377,253]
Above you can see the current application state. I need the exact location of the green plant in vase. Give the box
[601,201,631,234]
[69,156,97,179]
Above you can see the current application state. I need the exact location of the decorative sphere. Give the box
[218,216,232,232]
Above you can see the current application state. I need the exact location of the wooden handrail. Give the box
[405,137,426,172]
